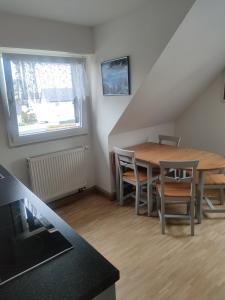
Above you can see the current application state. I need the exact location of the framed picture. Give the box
[101,56,130,96]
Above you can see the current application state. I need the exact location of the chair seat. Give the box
[177,171,225,186]
[123,170,147,182]
[157,182,191,197]
[204,173,225,185]
[193,172,225,185]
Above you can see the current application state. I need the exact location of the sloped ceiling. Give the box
[112,0,225,134]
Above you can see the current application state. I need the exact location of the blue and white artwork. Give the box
[101,56,130,95]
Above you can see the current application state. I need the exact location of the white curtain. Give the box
[3,53,88,105]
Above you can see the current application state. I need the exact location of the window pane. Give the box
[9,59,81,136]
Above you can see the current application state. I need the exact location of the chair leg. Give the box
[220,188,224,205]
[135,184,140,215]
[161,198,165,234]
[156,192,160,212]
[190,200,195,236]
[119,179,124,206]
[196,190,201,224]
[147,183,153,216]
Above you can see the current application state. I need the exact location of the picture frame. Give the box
[101,56,130,96]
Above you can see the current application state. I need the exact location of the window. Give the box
[0,51,89,146]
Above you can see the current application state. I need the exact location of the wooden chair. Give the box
[114,147,148,215]
[157,160,199,236]
[158,134,181,147]
[155,135,181,178]
[203,169,225,213]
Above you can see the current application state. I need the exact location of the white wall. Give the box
[175,72,225,155]
[109,122,175,150]
[92,0,195,193]
[0,11,93,53]
[114,0,225,134]
[0,12,95,188]
[109,122,175,192]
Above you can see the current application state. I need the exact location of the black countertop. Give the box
[0,165,119,300]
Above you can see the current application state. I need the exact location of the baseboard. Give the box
[49,186,97,209]
[49,185,116,209]
[94,185,116,201]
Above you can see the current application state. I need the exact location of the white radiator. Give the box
[27,147,87,202]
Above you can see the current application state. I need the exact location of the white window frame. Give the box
[0,48,89,147]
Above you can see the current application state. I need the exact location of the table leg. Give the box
[147,163,153,216]
[197,170,204,224]
[116,161,120,202]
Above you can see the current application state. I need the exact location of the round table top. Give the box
[127,143,225,171]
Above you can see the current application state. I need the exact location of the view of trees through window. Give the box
[7,56,83,136]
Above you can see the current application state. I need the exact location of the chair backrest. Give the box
[114,147,138,179]
[159,160,199,199]
[158,134,181,147]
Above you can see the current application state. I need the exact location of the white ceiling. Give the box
[0,0,148,26]
[112,0,225,134]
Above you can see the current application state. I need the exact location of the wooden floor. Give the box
[56,192,225,300]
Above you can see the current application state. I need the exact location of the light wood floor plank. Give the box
[56,192,225,300]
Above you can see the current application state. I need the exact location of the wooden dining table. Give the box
[118,142,225,223]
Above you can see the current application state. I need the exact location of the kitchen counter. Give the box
[0,165,119,300]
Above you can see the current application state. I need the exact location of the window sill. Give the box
[8,127,88,148]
